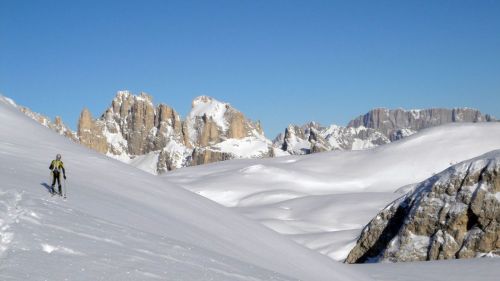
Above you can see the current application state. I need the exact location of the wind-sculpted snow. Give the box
[0,95,370,281]
[165,122,500,262]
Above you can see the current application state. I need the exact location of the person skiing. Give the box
[49,154,66,196]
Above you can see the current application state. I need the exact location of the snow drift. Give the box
[164,121,500,261]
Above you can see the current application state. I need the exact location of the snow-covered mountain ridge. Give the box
[11,91,496,174]
[273,108,496,155]
[4,98,78,142]
[0,95,369,280]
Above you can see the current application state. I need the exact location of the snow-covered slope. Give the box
[6,98,78,142]
[356,257,500,281]
[164,122,500,262]
[0,96,369,281]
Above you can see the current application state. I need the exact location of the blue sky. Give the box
[1,0,499,137]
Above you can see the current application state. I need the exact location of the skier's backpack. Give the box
[51,160,61,173]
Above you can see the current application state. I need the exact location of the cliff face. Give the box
[77,108,108,154]
[346,150,500,263]
[348,108,495,141]
[274,108,495,155]
[76,92,271,173]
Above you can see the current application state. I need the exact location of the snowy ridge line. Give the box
[4,93,497,176]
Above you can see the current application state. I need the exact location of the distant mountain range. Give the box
[12,91,497,174]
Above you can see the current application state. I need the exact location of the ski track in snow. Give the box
[0,189,296,281]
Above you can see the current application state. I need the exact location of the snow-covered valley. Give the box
[0,96,369,280]
[164,122,500,262]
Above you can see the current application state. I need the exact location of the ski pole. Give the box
[64,178,67,199]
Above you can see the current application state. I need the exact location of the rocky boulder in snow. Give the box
[345,150,500,263]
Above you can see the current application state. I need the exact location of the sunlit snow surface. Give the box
[164,121,500,280]
[0,96,369,281]
[3,94,500,281]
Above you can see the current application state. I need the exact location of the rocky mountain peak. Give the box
[185,95,271,166]
[186,95,265,145]
[191,95,222,107]
[73,91,272,173]
[346,150,500,263]
[78,91,186,162]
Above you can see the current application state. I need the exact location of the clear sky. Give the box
[1,0,499,137]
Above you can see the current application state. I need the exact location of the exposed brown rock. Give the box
[228,111,247,139]
[199,115,221,147]
[191,148,233,166]
[77,108,108,154]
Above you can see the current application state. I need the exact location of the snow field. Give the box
[165,122,500,261]
[0,95,370,281]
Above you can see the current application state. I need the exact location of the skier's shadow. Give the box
[40,183,53,194]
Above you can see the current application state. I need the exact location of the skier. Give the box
[49,154,66,196]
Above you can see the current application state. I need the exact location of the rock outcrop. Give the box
[348,108,495,141]
[77,108,108,154]
[345,150,500,263]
